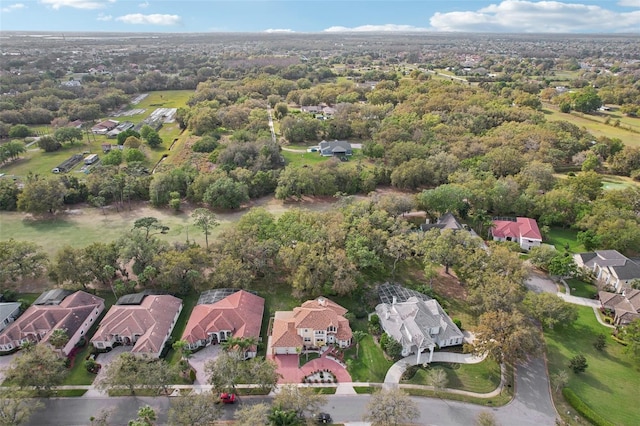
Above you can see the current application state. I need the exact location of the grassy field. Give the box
[601,175,639,190]
[1,90,191,179]
[565,278,598,299]
[542,105,639,147]
[546,228,585,253]
[0,206,213,257]
[402,360,501,393]
[545,306,639,426]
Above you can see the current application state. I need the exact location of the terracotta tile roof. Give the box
[91,295,181,356]
[271,314,303,348]
[271,297,352,349]
[182,290,264,345]
[0,291,104,350]
[492,217,542,240]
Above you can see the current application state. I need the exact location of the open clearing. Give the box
[542,104,640,147]
[0,196,342,257]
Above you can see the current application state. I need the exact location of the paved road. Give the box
[28,356,556,426]
[525,269,558,294]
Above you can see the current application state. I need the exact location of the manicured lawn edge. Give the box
[562,388,614,426]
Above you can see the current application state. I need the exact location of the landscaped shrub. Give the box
[453,318,463,330]
[569,354,588,373]
[611,335,628,346]
[401,365,420,380]
[593,334,606,351]
[189,369,196,383]
[562,388,614,426]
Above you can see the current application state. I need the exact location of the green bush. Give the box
[562,388,614,426]
[189,369,196,383]
[401,365,420,380]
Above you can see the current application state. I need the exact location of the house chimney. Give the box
[317,297,326,306]
[392,296,397,305]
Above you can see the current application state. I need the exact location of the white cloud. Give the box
[264,28,295,33]
[1,3,25,13]
[40,0,115,10]
[429,0,640,33]
[138,1,149,8]
[618,0,640,7]
[97,13,112,21]
[324,24,429,32]
[116,13,181,26]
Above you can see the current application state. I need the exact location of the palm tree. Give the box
[222,336,258,360]
[352,330,367,359]
[48,329,69,356]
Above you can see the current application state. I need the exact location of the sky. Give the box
[0,0,639,33]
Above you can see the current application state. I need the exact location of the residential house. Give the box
[0,302,21,333]
[490,217,542,251]
[270,297,352,355]
[318,140,352,157]
[300,106,322,114]
[375,296,463,364]
[182,290,264,359]
[574,250,640,292]
[599,289,640,325]
[91,120,119,135]
[90,294,182,358]
[0,290,104,355]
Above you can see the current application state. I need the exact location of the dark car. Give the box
[219,392,236,404]
[315,412,332,424]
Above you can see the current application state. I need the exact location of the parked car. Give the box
[219,392,236,404]
[315,412,332,424]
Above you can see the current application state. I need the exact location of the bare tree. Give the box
[363,387,419,426]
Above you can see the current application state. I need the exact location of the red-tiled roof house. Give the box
[182,290,265,359]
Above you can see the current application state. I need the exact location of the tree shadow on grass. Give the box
[21,216,74,232]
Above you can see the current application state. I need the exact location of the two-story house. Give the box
[270,297,352,355]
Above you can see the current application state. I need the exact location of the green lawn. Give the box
[344,335,393,383]
[165,291,200,365]
[545,306,639,426]
[565,278,598,299]
[546,228,585,253]
[281,150,332,167]
[64,291,116,386]
[402,360,501,393]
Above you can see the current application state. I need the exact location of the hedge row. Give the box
[562,387,615,426]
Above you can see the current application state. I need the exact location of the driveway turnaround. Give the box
[384,351,485,383]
